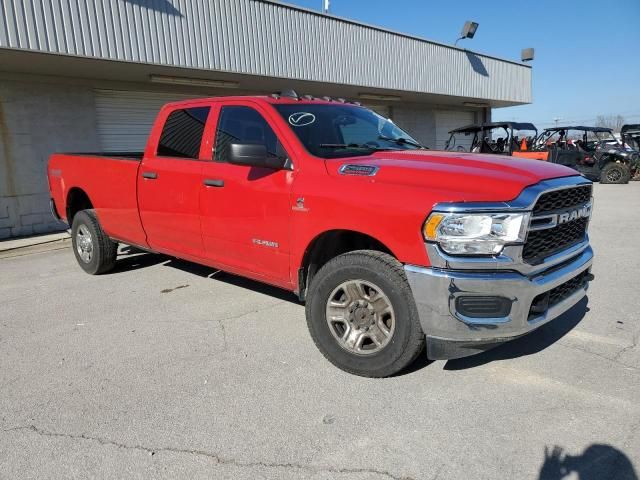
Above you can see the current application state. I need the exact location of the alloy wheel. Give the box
[325,279,395,355]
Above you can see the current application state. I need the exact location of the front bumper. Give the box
[405,246,594,360]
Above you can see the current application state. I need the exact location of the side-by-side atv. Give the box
[445,122,541,158]
[445,121,584,168]
[535,126,637,183]
[445,123,636,184]
[621,124,640,180]
[621,124,640,151]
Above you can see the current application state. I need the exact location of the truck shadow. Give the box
[111,248,170,272]
[444,297,589,371]
[165,258,302,304]
[112,248,302,304]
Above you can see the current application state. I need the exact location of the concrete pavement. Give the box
[1,183,639,479]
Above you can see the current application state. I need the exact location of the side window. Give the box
[214,106,281,163]
[157,106,210,159]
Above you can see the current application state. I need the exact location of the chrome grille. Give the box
[533,185,592,214]
[524,185,592,264]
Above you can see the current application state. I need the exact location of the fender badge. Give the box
[292,197,309,212]
[252,239,279,248]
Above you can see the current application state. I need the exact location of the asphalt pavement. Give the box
[1,183,639,480]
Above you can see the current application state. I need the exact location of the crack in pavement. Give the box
[217,301,289,324]
[557,341,639,372]
[2,425,417,480]
[613,331,639,362]
[216,317,228,351]
[212,301,289,352]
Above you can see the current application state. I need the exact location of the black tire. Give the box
[71,209,118,275]
[600,162,630,184]
[305,250,425,377]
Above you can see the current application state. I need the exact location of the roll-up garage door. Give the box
[435,110,476,151]
[95,90,199,152]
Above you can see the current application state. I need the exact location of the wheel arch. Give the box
[297,229,397,301]
[66,187,94,226]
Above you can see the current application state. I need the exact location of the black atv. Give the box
[621,124,640,180]
[536,126,634,184]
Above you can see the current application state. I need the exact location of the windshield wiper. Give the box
[378,135,425,149]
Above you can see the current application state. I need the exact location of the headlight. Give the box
[423,212,530,255]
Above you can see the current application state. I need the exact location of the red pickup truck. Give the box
[48,94,594,377]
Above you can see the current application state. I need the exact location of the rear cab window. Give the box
[157,106,211,159]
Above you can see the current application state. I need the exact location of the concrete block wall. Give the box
[0,77,100,239]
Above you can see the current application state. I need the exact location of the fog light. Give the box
[455,296,512,319]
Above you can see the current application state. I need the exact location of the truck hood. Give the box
[327,150,579,202]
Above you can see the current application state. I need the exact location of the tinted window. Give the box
[157,106,210,159]
[214,106,281,163]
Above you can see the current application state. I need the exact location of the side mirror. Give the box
[228,143,286,169]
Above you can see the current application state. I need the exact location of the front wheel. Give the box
[71,209,118,275]
[600,162,630,184]
[305,251,425,377]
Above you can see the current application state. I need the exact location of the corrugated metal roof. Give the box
[0,0,532,104]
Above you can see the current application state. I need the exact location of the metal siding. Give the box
[0,0,532,103]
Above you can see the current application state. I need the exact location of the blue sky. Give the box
[284,0,640,128]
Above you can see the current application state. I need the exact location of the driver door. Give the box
[200,103,294,287]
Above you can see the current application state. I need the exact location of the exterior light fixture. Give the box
[455,21,479,46]
[521,48,535,62]
[149,75,239,89]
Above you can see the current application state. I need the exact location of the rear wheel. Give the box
[305,250,425,377]
[600,162,630,184]
[71,209,118,275]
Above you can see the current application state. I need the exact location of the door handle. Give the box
[142,171,158,179]
[203,179,224,187]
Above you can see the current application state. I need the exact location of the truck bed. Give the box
[48,152,148,247]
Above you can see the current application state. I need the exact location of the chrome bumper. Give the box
[405,246,594,360]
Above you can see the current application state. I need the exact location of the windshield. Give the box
[273,104,422,159]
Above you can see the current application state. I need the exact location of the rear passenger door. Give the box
[200,103,294,287]
[138,106,210,258]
